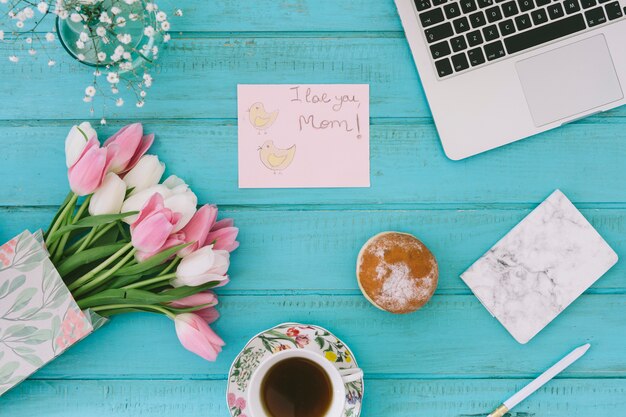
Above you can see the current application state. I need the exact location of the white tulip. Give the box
[161,175,197,232]
[65,122,97,167]
[123,155,165,194]
[88,173,126,215]
[164,191,197,232]
[171,246,230,288]
[120,184,171,224]
[162,175,189,194]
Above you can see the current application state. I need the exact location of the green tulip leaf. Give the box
[46,212,138,244]
[77,281,220,309]
[43,192,75,240]
[113,243,191,277]
[56,242,129,277]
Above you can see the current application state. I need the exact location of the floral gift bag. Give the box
[0,230,102,396]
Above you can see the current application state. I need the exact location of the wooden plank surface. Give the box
[20,295,626,379]
[2,207,625,293]
[0,121,625,206]
[4,379,626,417]
[2,38,624,121]
[1,0,625,415]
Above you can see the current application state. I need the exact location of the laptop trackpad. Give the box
[516,35,623,127]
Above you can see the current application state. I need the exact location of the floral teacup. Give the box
[247,349,363,417]
[227,323,365,417]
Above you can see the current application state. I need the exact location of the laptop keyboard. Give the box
[415,0,626,77]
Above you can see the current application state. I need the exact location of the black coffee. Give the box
[261,357,333,417]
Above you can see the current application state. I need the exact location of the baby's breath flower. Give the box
[77,53,85,61]
[70,12,82,22]
[161,21,170,30]
[48,59,56,66]
[83,96,92,102]
[16,21,24,28]
[163,33,171,42]
[145,2,155,11]
[123,0,136,4]
[28,48,36,55]
[106,72,119,83]
[76,40,85,49]
[25,37,32,44]
[110,6,121,14]
[116,98,124,107]
[136,100,144,108]
[118,61,132,70]
[37,2,48,13]
[99,11,111,23]
[143,26,154,36]
[111,86,119,94]
[175,9,183,16]
[23,7,34,18]
[114,45,124,55]
[9,55,19,63]
[85,86,96,97]
[79,31,88,41]
[155,11,166,21]
[140,90,146,98]
[100,118,106,125]
[122,51,130,59]
[45,32,54,42]
[116,33,131,44]
[96,26,106,37]
[97,51,106,61]
[116,16,126,27]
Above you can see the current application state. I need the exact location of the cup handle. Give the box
[339,368,363,384]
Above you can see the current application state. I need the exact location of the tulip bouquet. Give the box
[43,121,238,361]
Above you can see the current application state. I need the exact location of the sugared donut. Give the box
[356,232,438,314]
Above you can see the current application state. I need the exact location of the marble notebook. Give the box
[461,190,618,344]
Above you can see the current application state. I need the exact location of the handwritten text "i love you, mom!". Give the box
[290,86,364,139]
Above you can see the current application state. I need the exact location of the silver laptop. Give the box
[395,0,626,160]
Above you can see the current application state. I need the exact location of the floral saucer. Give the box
[227,323,364,417]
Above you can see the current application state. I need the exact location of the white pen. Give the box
[487,343,591,417]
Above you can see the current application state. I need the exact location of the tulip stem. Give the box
[72,245,137,297]
[160,257,181,276]
[122,273,177,290]
[68,241,134,292]
[45,193,78,248]
[69,225,100,255]
[73,195,92,222]
[90,303,176,319]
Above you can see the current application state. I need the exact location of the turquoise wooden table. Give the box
[1,1,626,415]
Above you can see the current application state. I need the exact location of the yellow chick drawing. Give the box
[248,102,279,134]
[258,140,296,173]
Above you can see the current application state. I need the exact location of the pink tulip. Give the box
[206,218,239,252]
[169,291,220,323]
[104,123,154,174]
[178,205,218,257]
[68,137,113,196]
[135,232,186,262]
[131,194,181,254]
[175,313,225,361]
